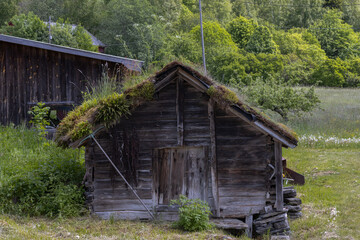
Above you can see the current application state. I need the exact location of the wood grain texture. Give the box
[0,41,124,125]
[83,75,277,221]
[275,141,283,210]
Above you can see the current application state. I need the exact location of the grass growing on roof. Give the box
[55,79,155,147]
[207,85,239,106]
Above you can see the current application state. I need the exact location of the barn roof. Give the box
[55,61,298,148]
[0,34,142,72]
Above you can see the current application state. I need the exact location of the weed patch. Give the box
[0,125,85,218]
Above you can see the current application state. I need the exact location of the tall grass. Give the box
[0,124,86,217]
[287,87,360,137]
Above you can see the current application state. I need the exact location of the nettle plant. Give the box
[170,195,213,232]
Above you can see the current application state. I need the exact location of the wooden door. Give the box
[152,146,208,205]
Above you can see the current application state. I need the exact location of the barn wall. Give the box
[0,41,124,125]
[84,77,274,220]
[214,108,272,217]
[85,82,178,220]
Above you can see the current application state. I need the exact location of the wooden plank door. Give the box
[153,146,208,205]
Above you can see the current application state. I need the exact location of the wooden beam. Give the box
[177,68,208,92]
[154,69,178,92]
[208,99,220,217]
[176,78,184,146]
[274,141,283,211]
[245,215,253,238]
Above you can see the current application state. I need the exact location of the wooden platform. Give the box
[211,218,248,230]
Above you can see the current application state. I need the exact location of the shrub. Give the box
[227,16,257,48]
[242,76,320,121]
[170,195,212,232]
[245,26,278,54]
[0,125,86,217]
[311,58,347,87]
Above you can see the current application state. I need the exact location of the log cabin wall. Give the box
[84,76,276,220]
[214,108,272,217]
[0,41,124,125]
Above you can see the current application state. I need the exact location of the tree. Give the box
[245,26,278,54]
[0,12,48,42]
[283,0,326,29]
[17,0,102,33]
[1,13,96,51]
[311,58,348,86]
[227,16,257,49]
[0,0,18,25]
[310,9,360,59]
[182,0,232,24]
[243,76,320,121]
[323,0,343,9]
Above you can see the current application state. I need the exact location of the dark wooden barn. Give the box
[56,62,298,236]
[0,34,143,125]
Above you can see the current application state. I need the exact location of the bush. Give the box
[0,125,86,217]
[170,195,212,232]
[245,26,278,54]
[227,16,257,49]
[311,58,347,87]
[242,76,320,121]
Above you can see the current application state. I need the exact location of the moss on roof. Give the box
[55,61,298,148]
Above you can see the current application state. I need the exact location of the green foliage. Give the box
[189,21,237,52]
[126,81,156,107]
[82,68,121,102]
[181,0,232,24]
[95,93,131,127]
[207,85,239,106]
[245,25,278,54]
[1,12,96,51]
[0,12,48,41]
[0,125,85,217]
[311,58,347,87]
[310,9,360,59]
[170,195,212,232]
[242,52,285,82]
[243,77,320,120]
[227,15,257,49]
[28,102,50,130]
[71,121,92,141]
[323,0,344,9]
[0,0,18,25]
[206,50,246,85]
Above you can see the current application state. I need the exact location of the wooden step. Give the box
[211,218,248,230]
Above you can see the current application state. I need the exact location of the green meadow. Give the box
[0,87,359,239]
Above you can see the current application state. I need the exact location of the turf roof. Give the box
[55,61,298,148]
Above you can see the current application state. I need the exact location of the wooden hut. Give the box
[0,34,143,125]
[56,61,298,235]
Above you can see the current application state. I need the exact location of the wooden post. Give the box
[176,78,184,146]
[275,141,283,211]
[245,215,253,238]
[208,99,220,217]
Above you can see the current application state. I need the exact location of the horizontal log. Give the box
[220,205,263,218]
[93,199,153,212]
[219,196,266,207]
[93,189,152,200]
[95,210,154,220]
[219,187,266,197]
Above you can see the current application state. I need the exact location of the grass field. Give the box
[0,87,359,239]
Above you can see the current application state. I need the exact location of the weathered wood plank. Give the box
[93,199,153,212]
[245,215,253,238]
[176,78,184,145]
[212,218,248,230]
[208,99,220,217]
[275,141,283,210]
